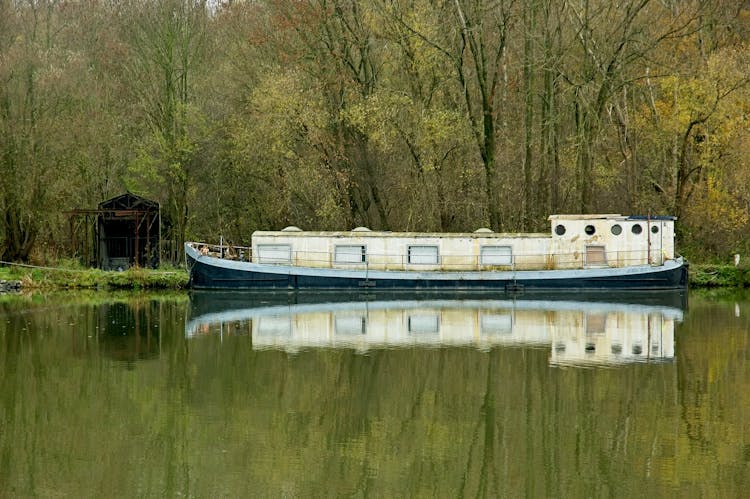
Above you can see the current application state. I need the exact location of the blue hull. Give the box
[186,246,689,292]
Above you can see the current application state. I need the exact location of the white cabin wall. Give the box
[549,217,675,268]
[252,232,552,270]
[639,219,674,263]
[251,215,676,271]
[481,237,551,270]
[549,219,613,268]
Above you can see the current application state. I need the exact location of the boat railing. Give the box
[293,250,665,269]
[190,242,252,262]
[190,242,669,270]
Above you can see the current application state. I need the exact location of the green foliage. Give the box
[1,0,750,264]
[0,263,188,291]
[632,45,750,257]
[689,264,750,288]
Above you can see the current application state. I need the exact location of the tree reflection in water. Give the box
[0,291,749,497]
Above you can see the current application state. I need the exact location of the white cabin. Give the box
[249,214,676,271]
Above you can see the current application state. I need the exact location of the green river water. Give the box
[0,290,748,498]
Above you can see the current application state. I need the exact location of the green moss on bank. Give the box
[0,264,189,290]
[689,264,750,288]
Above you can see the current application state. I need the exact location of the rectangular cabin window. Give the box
[585,245,607,267]
[256,244,292,264]
[480,246,513,266]
[335,245,366,264]
[408,245,439,265]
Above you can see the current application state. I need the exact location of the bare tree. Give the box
[0,0,69,261]
[123,0,209,262]
[384,0,516,231]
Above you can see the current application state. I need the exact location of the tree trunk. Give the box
[521,0,537,230]
[1,203,36,262]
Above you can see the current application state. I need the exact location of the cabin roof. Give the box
[626,215,677,221]
[548,214,622,220]
[252,230,551,239]
[548,214,676,221]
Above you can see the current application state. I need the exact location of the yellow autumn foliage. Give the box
[685,174,749,254]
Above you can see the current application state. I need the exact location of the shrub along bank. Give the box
[688,264,750,288]
[0,264,189,291]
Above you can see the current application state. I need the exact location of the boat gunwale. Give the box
[185,242,686,282]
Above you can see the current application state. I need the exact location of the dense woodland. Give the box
[2,0,750,264]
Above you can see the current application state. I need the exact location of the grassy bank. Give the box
[0,263,189,290]
[688,264,750,288]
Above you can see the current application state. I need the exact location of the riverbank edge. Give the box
[0,266,189,291]
[1,263,749,291]
[687,264,750,288]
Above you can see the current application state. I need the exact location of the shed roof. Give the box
[98,192,159,211]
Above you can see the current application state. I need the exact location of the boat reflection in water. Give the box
[186,292,685,367]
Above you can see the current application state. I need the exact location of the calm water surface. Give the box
[0,290,749,497]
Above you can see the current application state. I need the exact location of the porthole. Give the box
[611,224,622,236]
[651,225,659,234]
[585,225,596,235]
[555,224,566,236]
[632,224,643,235]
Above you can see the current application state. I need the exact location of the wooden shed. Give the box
[67,192,161,270]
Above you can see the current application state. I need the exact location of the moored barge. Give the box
[185,214,688,292]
